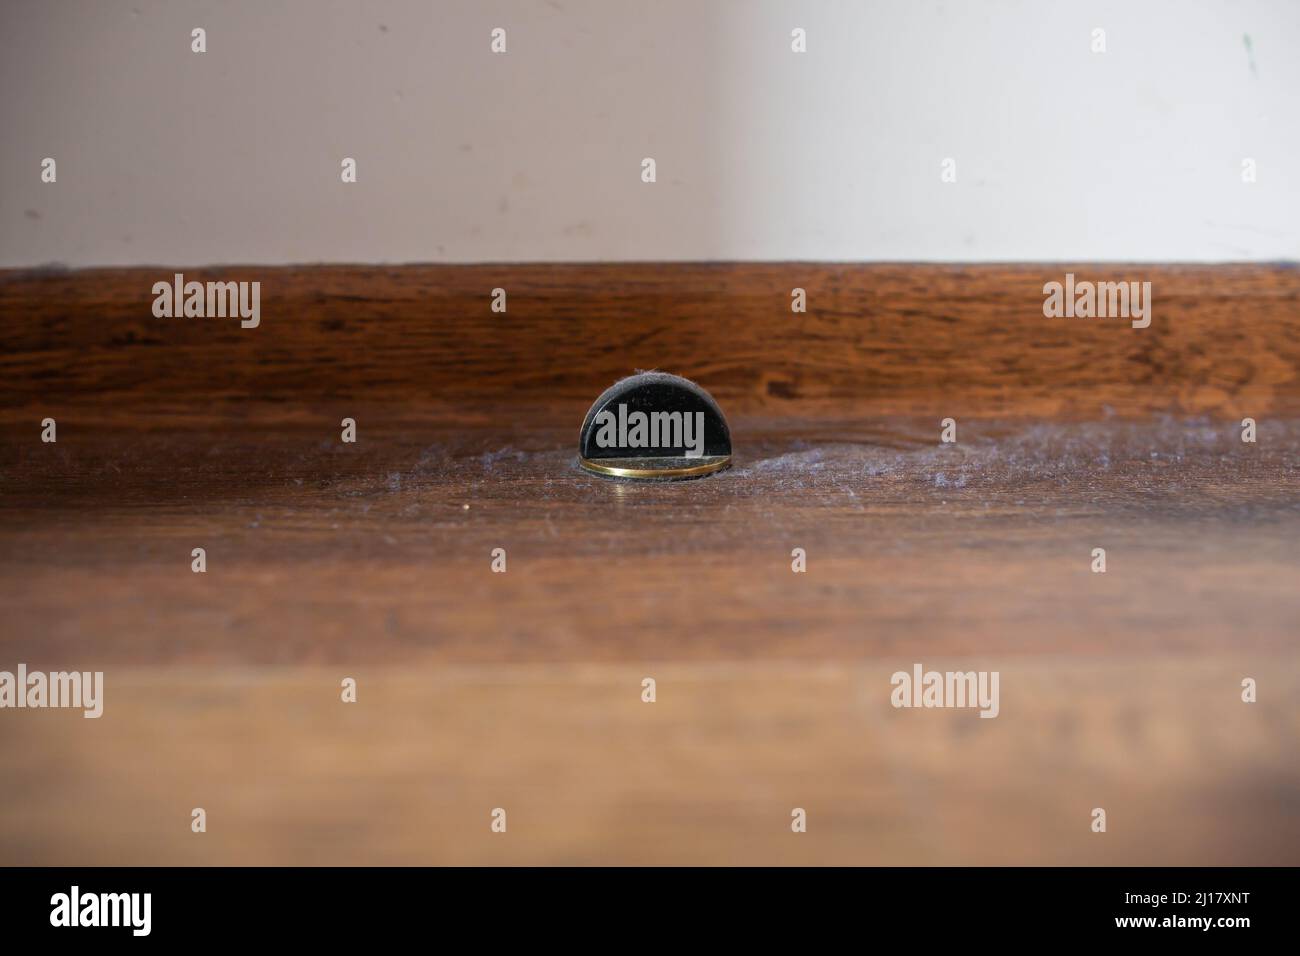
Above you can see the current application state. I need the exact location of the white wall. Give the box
[2,0,1297,266]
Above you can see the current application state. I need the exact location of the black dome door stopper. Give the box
[577,372,732,480]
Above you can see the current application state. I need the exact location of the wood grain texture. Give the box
[4,660,1296,866]
[2,417,1298,864]
[1,264,1298,865]
[3,263,1299,422]
[4,418,1299,667]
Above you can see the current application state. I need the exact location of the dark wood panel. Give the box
[3,263,1298,421]
[2,264,1298,866]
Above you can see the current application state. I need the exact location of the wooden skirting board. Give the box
[3,263,1298,423]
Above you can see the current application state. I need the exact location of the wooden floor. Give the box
[1,264,1298,864]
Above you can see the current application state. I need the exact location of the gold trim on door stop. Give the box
[579,456,731,479]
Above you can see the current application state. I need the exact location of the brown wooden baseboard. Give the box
[3,263,1297,423]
